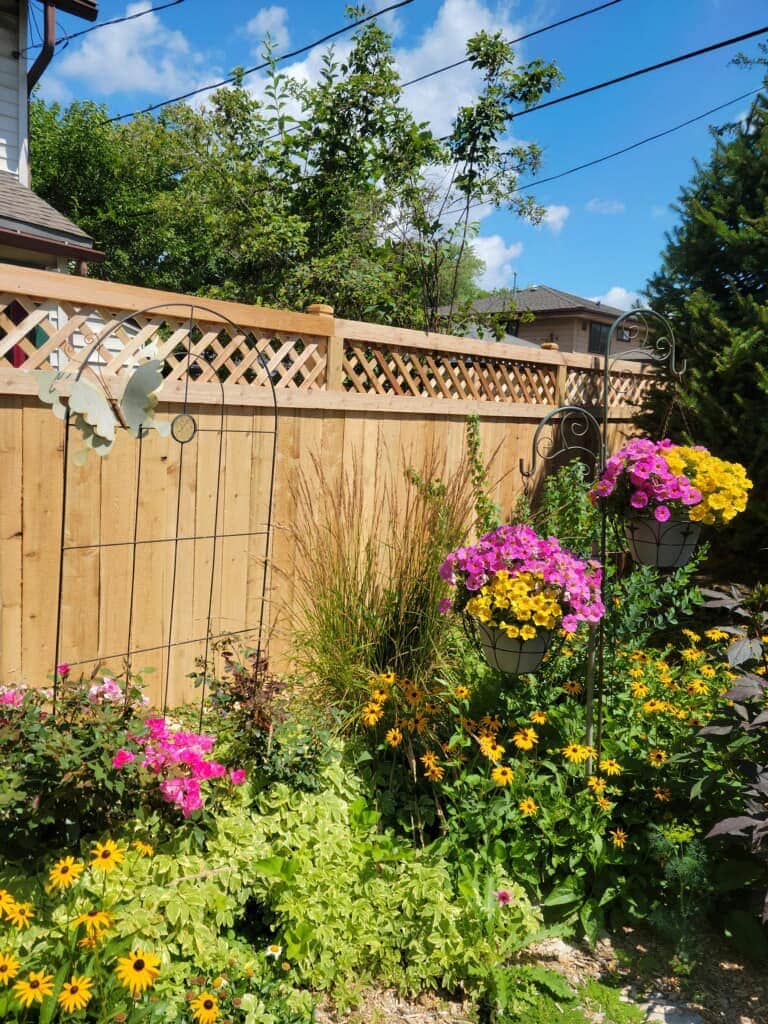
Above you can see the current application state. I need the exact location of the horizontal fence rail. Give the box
[0,266,653,703]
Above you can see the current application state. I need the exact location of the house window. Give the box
[588,321,611,354]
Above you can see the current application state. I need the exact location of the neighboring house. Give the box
[0,0,102,271]
[450,285,639,356]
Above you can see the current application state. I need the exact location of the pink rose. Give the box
[112,749,136,769]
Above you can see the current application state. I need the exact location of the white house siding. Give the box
[0,0,28,185]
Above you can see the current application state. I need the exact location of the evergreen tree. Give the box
[644,86,768,578]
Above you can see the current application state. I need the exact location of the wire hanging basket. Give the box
[473,622,554,675]
[624,516,701,569]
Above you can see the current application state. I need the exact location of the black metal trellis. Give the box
[519,308,685,763]
[51,304,279,722]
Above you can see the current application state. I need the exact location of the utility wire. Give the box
[20,0,185,57]
[461,87,762,215]
[263,0,626,142]
[104,0,415,123]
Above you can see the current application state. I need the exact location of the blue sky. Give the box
[34,0,768,309]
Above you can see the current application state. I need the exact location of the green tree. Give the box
[643,85,768,578]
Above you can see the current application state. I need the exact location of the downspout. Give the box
[27,1,57,95]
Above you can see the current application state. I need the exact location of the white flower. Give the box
[265,944,282,959]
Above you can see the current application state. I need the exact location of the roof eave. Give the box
[0,226,105,262]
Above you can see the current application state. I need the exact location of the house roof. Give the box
[0,171,103,261]
[459,285,626,319]
[51,0,98,22]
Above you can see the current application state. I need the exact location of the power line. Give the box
[20,0,185,57]
[462,87,762,215]
[104,0,415,124]
[264,0,626,143]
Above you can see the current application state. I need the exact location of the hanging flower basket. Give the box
[590,438,752,570]
[475,623,553,675]
[624,516,701,569]
[439,524,604,677]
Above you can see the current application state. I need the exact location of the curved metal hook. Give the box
[605,308,686,380]
[519,404,602,480]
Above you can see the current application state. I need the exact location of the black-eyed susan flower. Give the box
[420,751,439,770]
[596,796,613,811]
[562,680,583,696]
[491,765,514,787]
[90,839,124,875]
[700,664,716,678]
[610,827,628,849]
[361,702,383,727]
[132,840,154,858]
[191,991,220,1024]
[385,727,402,747]
[57,975,93,1013]
[454,685,471,701]
[599,758,622,776]
[480,714,501,734]
[424,763,445,782]
[519,797,538,816]
[13,970,53,1008]
[0,890,16,918]
[5,901,33,930]
[587,776,606,793]
[648,748,668,768]
[49,856,84,890]
[115,950,160,997]
[653,787,672,802]
[74,908,112,936]
[562,743,593,764]
[530,710,548,725]
[512,728,538,751]
[0,951,20,986]
[371,688,388,704]
[630,682,650,698]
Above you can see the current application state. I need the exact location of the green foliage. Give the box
[289,446,474,716]
[535,463,600,557]
[643,85,768,578]
[30,23,561,329]
[0,674,148,857]
[465,414,502,536]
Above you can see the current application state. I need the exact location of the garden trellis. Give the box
[47,303,279,718]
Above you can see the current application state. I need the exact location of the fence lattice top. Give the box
[0,266,653,410]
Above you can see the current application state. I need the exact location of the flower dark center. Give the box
[30,980,40,990]
[133,959,145,972]
[0,965,7,973]
[204,1000,214,1009]
[88,910,98,917]
[70,985,79,994]
[101,851,111,859]
[61,866,70,873]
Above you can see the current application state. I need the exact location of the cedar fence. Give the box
[0,265,652,705]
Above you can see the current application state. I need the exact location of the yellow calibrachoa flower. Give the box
[90,839,124,874]
[661,446,752,526]
[13,971,54,1008]
[491,765,514,787]
[49,856,84,890]
[0,952,20,986]
[519,797,538,816]
[58,975,94,1013]
[465,570,562,638]
[115,949,161,997]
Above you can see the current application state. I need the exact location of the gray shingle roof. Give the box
[453,285,625,319]
[0,171,94,247]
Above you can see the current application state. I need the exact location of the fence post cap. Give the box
[540,341,559,350]
[305,303,334,316]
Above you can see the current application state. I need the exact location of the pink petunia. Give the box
[230,769,247,785]
[112,749,136,769]
[654,505,671,522]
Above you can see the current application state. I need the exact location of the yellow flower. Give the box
[371,688,389,704]
[682,629,701,643]
[0,952,20,986]
[13,971,54,1008]
[519,797,538,816]
[420,751,439,770]
[599,758,621,777]
[648,748,668,768]
[454,686,471,700]
[5,901,33,930]
[530,710,548,725]
[630,682,650,698]
[681,648,702,662]
[480,714,501,734]
[0,890,15,918]
[132,840,154,858]
[401,682,421,705]
[562,680,583,696]
[643,699,667,715]
[596,796,613,811]
[424,763,445,782]
[562,743,593,764]
[587,776,607,793]
[520,624,537,641]
[49,856,84,890]
[361,702,383,727]
[610,827,628,849]
[385,727,403,747]
[191,991,220,1024]
[90,839,124,874]
[687,679,709,696]
[58,975,94,1014]
[491,765,514,787]
[512,728,538,751]
[411,713,429,734]
[704,628,729,642]
[653,788,672,802]
[377,671,396,686]
[700,665,716,678]
[115,949,161,997]
[74,908,112,936]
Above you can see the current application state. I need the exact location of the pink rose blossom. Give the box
[56,663,70,677]
[112,749,135,768]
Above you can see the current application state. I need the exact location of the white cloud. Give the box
[246,6,290,53]
[586,198,626,215]
[472,234,523,290]
[540,204,570,234]
[45,1,217,100]
[590,286,641,311]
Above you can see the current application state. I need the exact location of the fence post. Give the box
[305,303,341,391]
